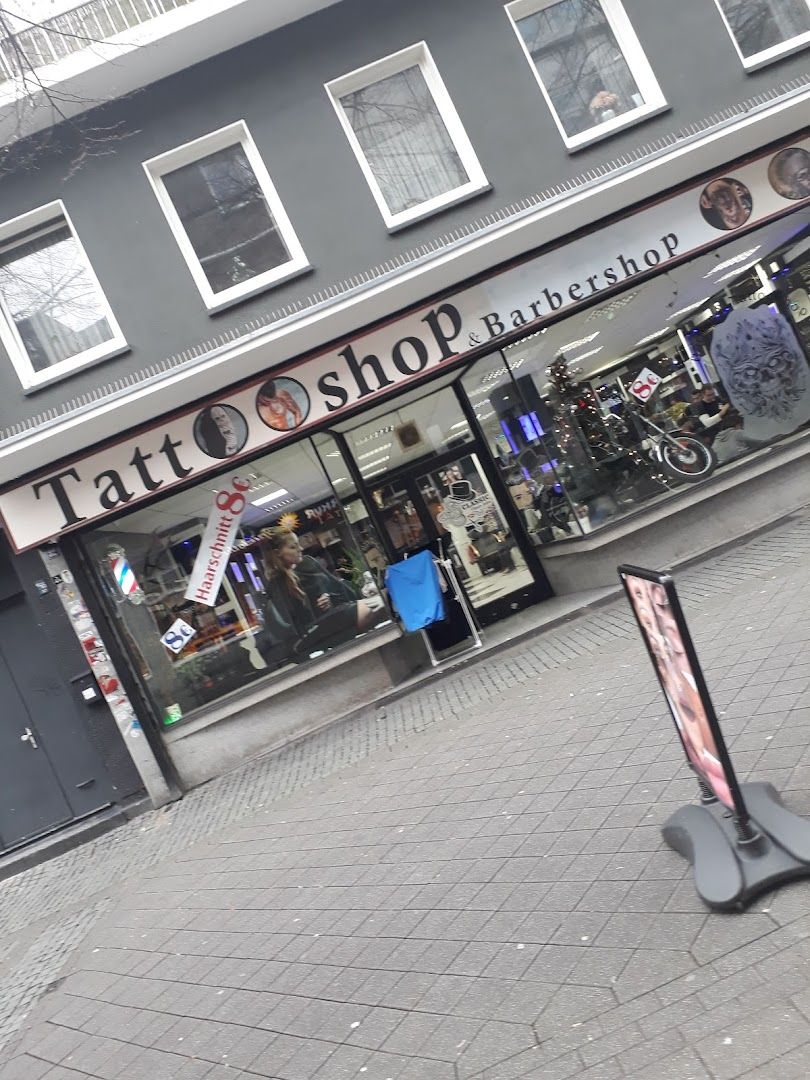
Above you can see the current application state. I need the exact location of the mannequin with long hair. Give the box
[259,527,381,664]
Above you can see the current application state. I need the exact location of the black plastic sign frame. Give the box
[619,564,748,823]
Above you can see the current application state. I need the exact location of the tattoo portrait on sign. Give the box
[256,377,310,432]
[193,404,248,459]
[768,147,810,202]
[699,177,753,231]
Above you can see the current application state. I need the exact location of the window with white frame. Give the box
[506,0,667,150]
[144,122,310,312]
[0,203,127,391]
[326,43,489,230]
[712,0,810,70]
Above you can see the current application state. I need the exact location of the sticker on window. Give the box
[160,618,197,655]
[629,367,662,401]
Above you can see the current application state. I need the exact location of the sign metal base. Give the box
[420,557,482,667]
[663,781,810,911]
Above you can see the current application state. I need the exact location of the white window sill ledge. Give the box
[740,33,810,72]
[20,341,131,395]
[564,102,671,154]
[385,181,492,233]
[202,261,314,315]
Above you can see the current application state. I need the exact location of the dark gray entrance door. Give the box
[0,642,73,848]
[0,590,113,851]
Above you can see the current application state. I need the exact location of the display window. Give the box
[83,440,391,727]
[328,382,543,625]
[469,206,810,540]
[77,199,810,730]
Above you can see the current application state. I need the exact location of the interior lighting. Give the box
[360,454,390,470]
[252,488,289,507]
[357,443,392,459]
[704,246,760,277]
[634,327,670,347]
[715,261,762,283]
[669,297,711,319]
[570,346,603,363]
[560,331,600,351]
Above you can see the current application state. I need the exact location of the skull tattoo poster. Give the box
[710,307,810,441]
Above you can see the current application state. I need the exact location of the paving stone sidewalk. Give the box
[2,509,810,1078]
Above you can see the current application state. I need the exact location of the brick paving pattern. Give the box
[1,509,810,1077]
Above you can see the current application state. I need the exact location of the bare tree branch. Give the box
[0,3,138,181]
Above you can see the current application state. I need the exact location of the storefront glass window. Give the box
[484,208,810,540]
[336,382,535,618]
[312,433,390,590]
[460,351,587,544]
[84,440,391,728]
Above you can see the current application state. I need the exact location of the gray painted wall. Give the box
[0,0,806,431]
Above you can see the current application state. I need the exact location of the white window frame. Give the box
[505,0,668,152]
[711,0,810,71]
[0,200,128,393]
[325,42,490,232]
[143,120,311,314]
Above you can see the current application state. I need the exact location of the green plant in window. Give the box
[343,548,369,592]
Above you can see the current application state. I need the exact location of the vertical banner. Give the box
[619,564,747,818]
[184,474,250,606]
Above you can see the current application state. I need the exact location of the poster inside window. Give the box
[84,440,390,727]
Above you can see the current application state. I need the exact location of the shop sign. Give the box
[438,491,497,530]
[1,137,808,552]
[619,564,744,814]
[184,474,250,606]
[303,497,341,525]
[617,564,810,913]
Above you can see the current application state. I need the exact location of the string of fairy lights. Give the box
[545,354,670,490]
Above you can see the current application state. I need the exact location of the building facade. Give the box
[0,0,807,804]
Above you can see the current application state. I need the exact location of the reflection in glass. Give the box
[515,0,643,137]
[415,453,532,612]
[378,488,428,556]
[340,65,468,215]
[162,143,291,294]
[716,0,810,60]
[312,433,390,591]
[460,353,586,545]
[83,440,388,726]
[0,220,114,371]
[484,211,810,541]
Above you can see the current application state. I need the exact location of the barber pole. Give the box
[109,548,144,604]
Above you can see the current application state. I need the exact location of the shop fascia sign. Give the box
[1,137,808,553]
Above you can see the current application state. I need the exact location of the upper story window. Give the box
[0,202,127,392]
[326,43,489,231]
[712,0,810,70]
[144,121,310,313]
[506,0,668,151]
